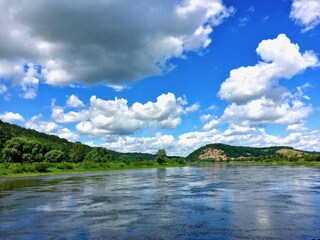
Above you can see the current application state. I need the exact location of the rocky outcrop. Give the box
[199,148,227,161]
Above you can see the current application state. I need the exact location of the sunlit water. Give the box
[1,164,320,240]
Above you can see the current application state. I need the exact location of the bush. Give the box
[45,150,66,163]
[10,164,24,174]
[34,162,49,172]
[57,162,74,170]
[80,161,99,169]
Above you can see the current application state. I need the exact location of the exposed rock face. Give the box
[199,148,227,161]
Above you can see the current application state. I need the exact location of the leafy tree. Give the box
[155,149,167,165]
[118,155,131,165]
[69,142,85,162]
[0,127,11,148]
[45,150,66,162]
[1,137,46,163]
[135,155,144,162]
[85,147,112,162]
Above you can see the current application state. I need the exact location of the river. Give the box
[1,164,320,239]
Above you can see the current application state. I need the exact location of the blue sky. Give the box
[0,0,319,156]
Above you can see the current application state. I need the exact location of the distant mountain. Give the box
[186,143,316,161]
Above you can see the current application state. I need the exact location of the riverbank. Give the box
[193,160,320,167]
[0,160,188,178]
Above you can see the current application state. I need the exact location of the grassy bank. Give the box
[192,160,320,167]
[0,160,188,178]
[233,160,320,167]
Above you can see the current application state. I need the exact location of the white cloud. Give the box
[218,34,318,104]
[102,133,176,154]
[200,114,213,123]
[0,83,7,94]
[0,111,24,123]
[0,0,233,97]
[52,106,89,124]
[101,125,320,156]
[223,124,256,136]
[185,102,200,113]
[287,122,307,132]
[66,94,85,108]
[19,63,40,99]
[203,118,220,131]
[290,0,320,32]
[26,117,79,142]
[52,93,198,136]
[217,34,318,127]
[221,96,313,126]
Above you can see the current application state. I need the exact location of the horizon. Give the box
[0,0,319,156]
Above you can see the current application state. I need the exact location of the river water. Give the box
[0,164,320,239]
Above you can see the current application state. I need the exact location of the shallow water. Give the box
[0,164,320,240]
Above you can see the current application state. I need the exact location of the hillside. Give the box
[186,143,315,161]
[0,121,156,161]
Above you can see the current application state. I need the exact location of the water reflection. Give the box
[0,165,320,239]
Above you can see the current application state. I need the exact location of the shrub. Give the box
[57,162,74,170]
[34,162,49,172]
[45,150,66,163]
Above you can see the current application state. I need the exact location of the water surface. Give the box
[1,164,320,239]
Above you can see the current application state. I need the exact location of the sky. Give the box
[0,0,320,156]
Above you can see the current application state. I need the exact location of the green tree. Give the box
[1,137,46,163]
[85,147,112,162]
[135,155,144,162]
[155,149,167,165]
[69,142,85,162]
[0,127,11,149]
[45,150,66,162]
[118,155,131,165]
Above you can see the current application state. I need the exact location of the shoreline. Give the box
[2,160,320,179]
[0,162,188,179]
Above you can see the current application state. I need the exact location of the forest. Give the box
[0,121,186,176]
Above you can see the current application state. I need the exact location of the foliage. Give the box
[186,143,300,161]
[155,149,168,165]
[118,155,131,165]
[69,142,85,162]
[0,137,46,163]
[85,147,112,162]
[56,162,74,170]
[45,150,66,163]
[33,162,50,172]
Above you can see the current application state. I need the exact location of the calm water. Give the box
[0,164,320,240]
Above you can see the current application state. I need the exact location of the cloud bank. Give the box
[0,0,233,98]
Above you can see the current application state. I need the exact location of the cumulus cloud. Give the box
[67,94,85,108]
[203,118,220,131]
[218,34,318,104]
[26,116,79,142]
[218,34,318,127]
[102,133,176,154]
[185,102,200,113]
[221,96,313,126]
[287,122,307,132]
[102,126,320,156]
[290,0,320,32]
[52,93,199,136]
[0,111,24,123]
[0,0,233,97]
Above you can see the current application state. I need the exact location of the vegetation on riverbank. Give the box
[1,121,319,178]
[193,154,320,167]
[0,121,187,178]
[0,158,188,178]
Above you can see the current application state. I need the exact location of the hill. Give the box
[0,121,156,161]
[186,143,316,161]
